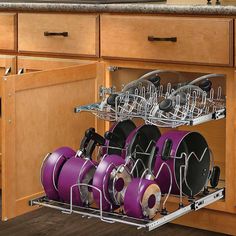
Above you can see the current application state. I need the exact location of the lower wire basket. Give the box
[29,188,224,231]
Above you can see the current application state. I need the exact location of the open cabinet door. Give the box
[0,56,16,191]
[1,62,104,220]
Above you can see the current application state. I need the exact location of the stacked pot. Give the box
[41,120,212,220]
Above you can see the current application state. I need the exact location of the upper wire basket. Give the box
[75,71,226,128]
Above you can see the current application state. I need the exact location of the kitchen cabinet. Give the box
[18,59,234,234]
[0,10,235,235]
[4,60,231,232]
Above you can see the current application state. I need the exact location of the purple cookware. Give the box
[92,154,129,211]
[57,129,106,206]
[108,163,132,206]
[92,124,161,212]
[125,124,161,177]
[41,146,76,201]
[124,178,161,219]
[153,131,211,197]
[58,156,96,206]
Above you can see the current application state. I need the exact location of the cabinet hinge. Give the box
[107,66,119,72]
[99,86,116,98]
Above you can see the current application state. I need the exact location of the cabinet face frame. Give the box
[1,62,104,220]
[104,59,235,214]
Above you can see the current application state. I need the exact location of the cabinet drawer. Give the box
[18,14,99,57]
[101,15,233,66]
[0,13,17,51]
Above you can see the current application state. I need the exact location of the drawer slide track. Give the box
[30,188,224,231]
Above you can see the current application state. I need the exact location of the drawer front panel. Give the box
[18,14,99,57]
[101,15,233,66]
[0,14,17,51]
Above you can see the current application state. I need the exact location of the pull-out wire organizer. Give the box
[32,69,225,231]
[30,188,224,231]
[32,144,224,231]
[75,73,226,128]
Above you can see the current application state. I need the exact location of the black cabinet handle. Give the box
[44,31,69,37]
[148,36,177,42]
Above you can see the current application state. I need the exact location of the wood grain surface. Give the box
[0,202,226,236]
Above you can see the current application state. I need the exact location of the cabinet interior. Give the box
[29,63,227,230]
[110,67,226,188]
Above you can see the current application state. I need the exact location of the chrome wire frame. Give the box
[75,76,226,128]
[35,144,224,231]
[30,187,224,231]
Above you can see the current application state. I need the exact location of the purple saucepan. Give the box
[41,146,76,201]
[124,178,161,219]
[92,155,126,211]
[125,124,161,177]
[58,156,97,206]
[153,131,211,197]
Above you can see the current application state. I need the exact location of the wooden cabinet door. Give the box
[0,55,16,190]
[17,56,93,74]
[1,62,104,220]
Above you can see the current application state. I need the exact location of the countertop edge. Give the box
[0,3,236,16]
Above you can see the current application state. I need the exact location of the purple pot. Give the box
[92,155,126,211]
[124,178,161,219]
[58,156,96,206]
[108,164,132,206]
[103,120,136,158]
[153,131,211,197]
[125,125,161,177]
[41,147,76,201]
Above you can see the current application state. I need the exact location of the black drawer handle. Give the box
[148,36,177,42]
[44,31,69,37]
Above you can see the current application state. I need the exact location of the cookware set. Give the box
[41,121,218,219]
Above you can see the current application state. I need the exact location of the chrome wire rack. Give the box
[30,188,224,231]
[34,143,224,231]
[75,73,226,128]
